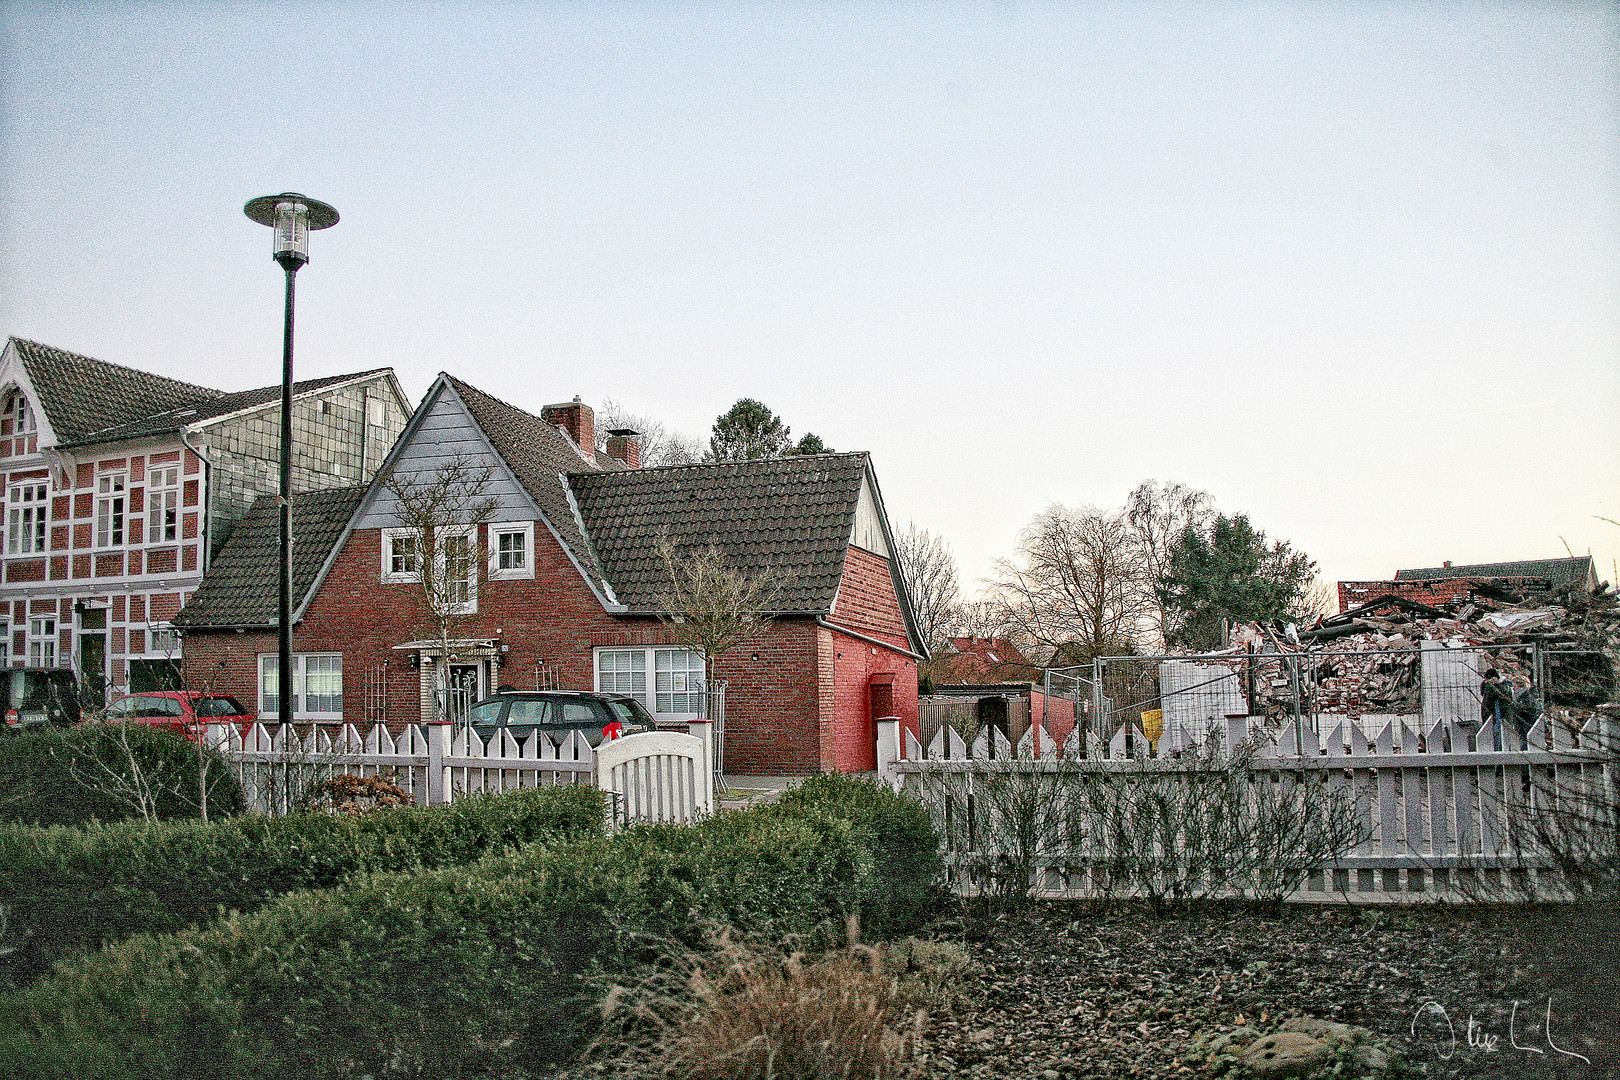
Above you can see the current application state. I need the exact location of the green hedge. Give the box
[0,784,607,990]
[0,723,246,827]
[0,778,943,1080]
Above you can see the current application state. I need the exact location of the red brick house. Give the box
[1336,556,1601,613]
[175,374,926,775]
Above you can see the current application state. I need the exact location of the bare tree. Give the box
[989,504,1150,666]
[895,522,960,654]
[380,456,500,723]
[651,533,784,698]
[1124,480,1213,648]
[954,598,1011,642]
[595,398,704,466]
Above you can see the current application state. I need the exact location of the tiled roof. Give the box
[74,370,392,444]
[568,453,868,613]
[11,338,223,444]
[441,376,609,590]
[8,338,390,448]
[174,486,368,628]
[1394,557,1596,589]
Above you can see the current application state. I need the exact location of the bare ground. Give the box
[916,900,1620,1080]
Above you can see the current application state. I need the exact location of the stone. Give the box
[1239,1031,1333,1078]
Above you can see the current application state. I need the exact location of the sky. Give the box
[2,1,1616,602]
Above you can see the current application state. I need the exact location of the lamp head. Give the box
[244,193,339,270]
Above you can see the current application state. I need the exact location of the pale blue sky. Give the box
[3,1,1616,597]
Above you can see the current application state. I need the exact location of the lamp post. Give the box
[243,193,339,725]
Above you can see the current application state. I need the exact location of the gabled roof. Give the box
[568,453,869,613]
[933,636,1041,683]
[5,337,395,449]
[440,375,608,589]
[173,486,368,629]
[8,338,223,444]
[1394,557,1597,590]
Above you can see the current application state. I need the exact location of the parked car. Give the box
[97,690,254,741]
[0,668,81,734]
[467,690,654,747]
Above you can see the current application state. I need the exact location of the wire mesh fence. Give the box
[1087,640,1612,758]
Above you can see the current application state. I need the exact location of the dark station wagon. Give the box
[466,690,655,748]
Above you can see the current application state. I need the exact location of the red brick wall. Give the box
[1335,577,1547,613]
[182,523,922,776]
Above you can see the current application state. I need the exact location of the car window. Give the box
[607,700,652,726]
[506,699,551,725]
[149,697,185,717]
[467,700,506,726]
[556,700,602,726]
[106,697,139,718]
[194,696,247,718]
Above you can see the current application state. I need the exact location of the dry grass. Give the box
[590,918,948,1080]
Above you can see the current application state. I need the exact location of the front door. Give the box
[447,663,481,725]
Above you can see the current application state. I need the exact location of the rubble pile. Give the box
[1210,578,1619,724]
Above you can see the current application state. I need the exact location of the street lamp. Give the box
[244,193,339,725]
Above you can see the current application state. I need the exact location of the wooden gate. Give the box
[594,729,714,825]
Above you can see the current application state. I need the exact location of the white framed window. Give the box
[595,646,705,722]
[146,465,180,544]
[6,482,48,555]
[27,615,57,667]
[8,392,34,435]
[0,620,9,666]
[367,399,386,427]
[257,653,343,719]
[147,624,180,656]
[381,528,419,582]
[489,523,533,579]
[441,529,476,614]
[95,472,126,548]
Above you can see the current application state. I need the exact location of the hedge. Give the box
[0,783,607,990]
[0,777,943,1080]
[0,723,246,827]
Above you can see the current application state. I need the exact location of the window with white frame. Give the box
[146,465,180,543]
[441,530,476,613]
[257,653,343,719]
[381,528,419,581]
[147,624,180,656]
[489,523,533,579]
[27,616,57,667]
[95,473,125,548]
[6,482,48,555]
[595,646,705,722]
[8,392,34,435]
[0,620,9,666]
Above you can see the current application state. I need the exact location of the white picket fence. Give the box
[207,719,716,826]
[877,709,1620,903]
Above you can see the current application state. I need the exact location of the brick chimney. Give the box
[604,427,642,468]
[541,397,595,463]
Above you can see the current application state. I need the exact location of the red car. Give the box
[99,691,254,741]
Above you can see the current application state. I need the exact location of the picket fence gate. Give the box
[208,719,716,825]
[876,709,1620,904]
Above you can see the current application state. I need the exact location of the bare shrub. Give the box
[592,919,926,1080]
[914,743,1371,910]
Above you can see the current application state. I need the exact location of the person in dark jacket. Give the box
[1480,668,1513,751]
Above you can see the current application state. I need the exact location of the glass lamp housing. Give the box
[244,193,339,270]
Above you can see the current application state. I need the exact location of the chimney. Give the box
[541,396,595,463]
[604,427,642,468]
[1443,560,1453,568]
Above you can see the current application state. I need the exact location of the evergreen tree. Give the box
[1158,513,1316,650]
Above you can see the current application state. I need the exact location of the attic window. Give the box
[7,392,34,435]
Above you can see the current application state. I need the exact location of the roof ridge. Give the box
[568,450,868,477]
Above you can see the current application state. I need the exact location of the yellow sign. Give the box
[1141,709,1163,744]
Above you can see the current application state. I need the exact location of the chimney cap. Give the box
[1443,560,1453,568]
[606,428,640,438]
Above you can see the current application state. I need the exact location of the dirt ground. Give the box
[916,900,1620,1080]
